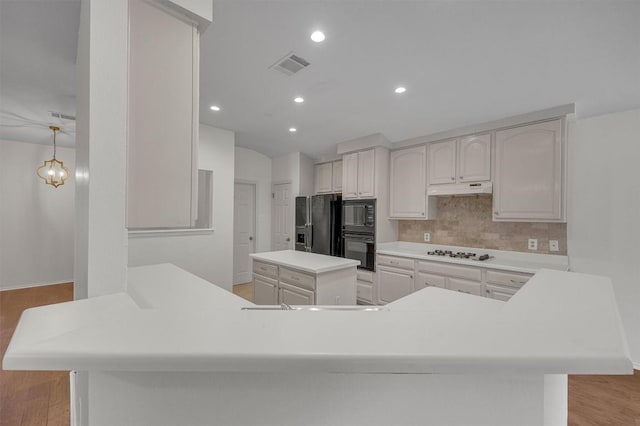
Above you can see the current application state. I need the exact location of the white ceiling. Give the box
[2,1,639,159]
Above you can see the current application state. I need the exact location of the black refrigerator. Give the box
[295,194,342,256]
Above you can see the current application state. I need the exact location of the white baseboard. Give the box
[633,362,640,371]
[0,279,73,292]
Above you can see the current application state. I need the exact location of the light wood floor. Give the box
[1,282,638,425]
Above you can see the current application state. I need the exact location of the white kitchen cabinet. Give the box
[342,149,377,199]
[332,160,343,192]
[357,149,376,198]
[389,145,437,219]
[428,135,491,186]
[377,255,415,304]
[314,162,333,194]
[356,269,375,305]
[253,274,278,305]
[484,269,532,301]
[415,272,446,291]
[447,277,483,296]
[458,134,491,183]
[428,140,457,184]
[493,120,564,222]
[377,266,414,304]
[342,153,359,198]
[279,282,314,305]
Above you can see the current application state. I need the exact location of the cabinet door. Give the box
[357,149,376,198]
[486,284,517,301]
[315,163,333,194]
[415,272,446,291]
[447,277,483,296]
[279,282,314,305]
[428,140,457,185]
[332,160,343,192]
[253,274,278,305]
[458,134,491,183]
[389,146,427,218]
[342,153,359,199]
[377,267,414,304]
[356,280,374,304]
[494,120,563,221]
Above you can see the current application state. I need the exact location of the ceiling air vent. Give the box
[50,111,76,121]
[270,52,310,76]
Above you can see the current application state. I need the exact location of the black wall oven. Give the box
[342,199,376,271]
[343,232,375,271]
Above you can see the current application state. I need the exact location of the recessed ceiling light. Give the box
[294,97,304,103]
[210,105,221,111]
[289,127,297,133]
[310,31,325,43]
[394,87,407,94]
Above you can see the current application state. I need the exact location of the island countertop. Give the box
[249,250,360,274]
[2,263,632,375]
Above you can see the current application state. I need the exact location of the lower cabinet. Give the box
[447,277,483,296]
[377,266,414,304]
[415,272,446,291]
[356,269,375,305]
[279,282,314,305]
[484,269,533,301]
[253,274,278,305]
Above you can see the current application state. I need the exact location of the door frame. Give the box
[233,180,257,285]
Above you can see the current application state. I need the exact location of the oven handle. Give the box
[343,234,375,243]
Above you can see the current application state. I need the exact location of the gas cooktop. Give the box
[426,250,492,261]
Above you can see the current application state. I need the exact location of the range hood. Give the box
[427,182,493,196]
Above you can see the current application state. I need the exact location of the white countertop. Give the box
[3,263,631,375]
[250,250,360,274]
[377,241,568,274]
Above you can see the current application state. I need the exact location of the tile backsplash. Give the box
[398,196,567,255]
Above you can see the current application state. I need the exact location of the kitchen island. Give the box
[250,250,359,305]
[3,263,632,426]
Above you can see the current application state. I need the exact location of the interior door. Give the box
[233,183,256,284]
[272,182,293,250]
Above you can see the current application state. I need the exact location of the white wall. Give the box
[0,140,75,289]
[567,108,640,367]
[128,125,235,291]
[234,147,272,253]
[298,153,315,197]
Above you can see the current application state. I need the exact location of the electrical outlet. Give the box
[424,232,431,242]
[528,239,538,250]
[549,240,559,252]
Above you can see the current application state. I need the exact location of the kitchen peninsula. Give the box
[3,264,632,425]
[250,250,359,305]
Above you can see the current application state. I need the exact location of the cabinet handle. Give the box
[509,279,526,284]
[486,289,490,293]
[460,176,463,179]
[409,275,413,279]
[451,177,455,181]
[494,212,499,216]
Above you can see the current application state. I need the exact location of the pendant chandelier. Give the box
[36,125,71,188]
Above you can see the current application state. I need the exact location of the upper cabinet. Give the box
[428,135,491,185]
[342,149,377,199]
[314,160,343,194]
[127,0,198,229]
[458,134,491,183]
[493,119,565,222]
[389,145,437,219]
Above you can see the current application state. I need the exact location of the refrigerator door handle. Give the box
[306,224,313,251]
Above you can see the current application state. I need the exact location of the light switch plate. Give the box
[528,239,538,250]
[549,240,559,252]
[423,232,430,242]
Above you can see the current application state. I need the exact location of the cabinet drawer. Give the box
[377,255,414,270]
[279,267,315,290]
[253,261,278,279]
[417,260,482,281]
[486,284,518,301]
[485,270,532,288]
[415,272,446,291]
[447,277,483,296]
[356,281,374,303]
[357,270,374,283]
